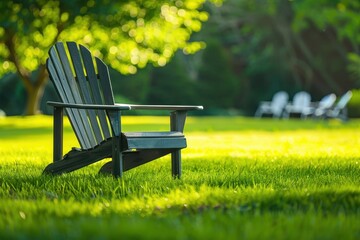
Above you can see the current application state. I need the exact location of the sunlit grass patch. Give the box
[0,116,359,239]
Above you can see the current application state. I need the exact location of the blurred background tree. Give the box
[0,0,221,115]
[204,0,360,112]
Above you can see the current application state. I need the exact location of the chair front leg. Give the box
[107,110,123,178]
[53,106,63,162]
[112,136,123,178]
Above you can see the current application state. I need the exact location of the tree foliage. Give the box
[292,0,360,83]
[2,0,360,116]
[197,40,238,109]
[147,53,196,105]
[0,0,221,115]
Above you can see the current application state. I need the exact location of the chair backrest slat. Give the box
[80,46,111,139]
[95,57,115,105]
[47,41,117,149]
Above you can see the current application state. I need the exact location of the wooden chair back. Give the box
[47,42,114,149]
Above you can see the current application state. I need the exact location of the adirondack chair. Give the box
[325,90,352,121]
[44,42,203,178]
[282,91,311,118]
[255,91,289,118]
[302,93,336,118]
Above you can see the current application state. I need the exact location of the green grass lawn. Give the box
[0,116,359,239]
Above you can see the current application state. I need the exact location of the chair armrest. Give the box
[47,101,131,110]
[48,101,203,111]
[120,104,203,111]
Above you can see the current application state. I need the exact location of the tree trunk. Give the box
[5,27,54,115]
[24,83,46,115]
[22,65,48,115]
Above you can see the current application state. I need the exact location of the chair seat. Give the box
[124,131,184,138]
[124,131,186,150]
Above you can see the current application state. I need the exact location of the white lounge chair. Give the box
[302,93,337,118]
[283,91,311,118]
[255,91,289,118]
[325,90,352,121]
